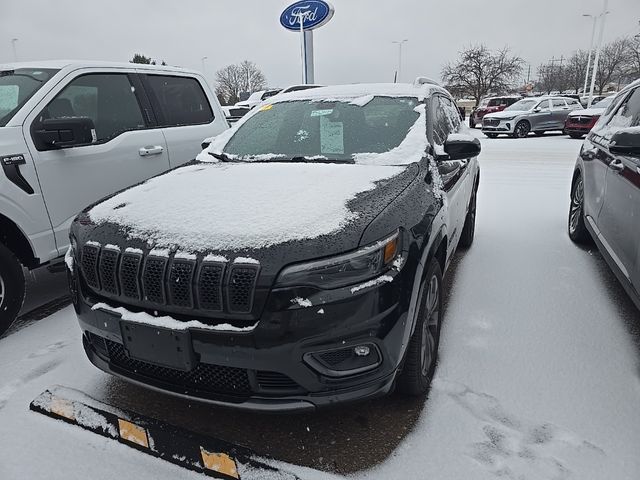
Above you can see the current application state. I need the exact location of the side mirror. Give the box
[33,117,95,151]
[609,128,640,156]
[437,134,481,161]
[533,108,541,113]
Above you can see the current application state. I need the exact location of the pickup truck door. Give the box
[23,68,171,256]
[138,72,228,167]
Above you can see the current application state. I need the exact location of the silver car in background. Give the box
[482,96,582,138]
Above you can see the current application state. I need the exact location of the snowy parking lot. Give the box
[1,131,639,480]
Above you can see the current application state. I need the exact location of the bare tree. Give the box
[595,38,631,94]
[567,50,590,93]
[625,36,640,81]
[215,60,267,105]
[441,44,523,103]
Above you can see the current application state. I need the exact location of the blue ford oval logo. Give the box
[280,0,334,31]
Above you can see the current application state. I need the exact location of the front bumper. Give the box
[72,260,413,412]
[482,119,515,133]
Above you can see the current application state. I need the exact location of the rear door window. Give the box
[144,75,213,127]
[36,73,145,143]
[552,99,567,109]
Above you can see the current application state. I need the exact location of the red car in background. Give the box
[564,96,615,138]
[469,96,521,128]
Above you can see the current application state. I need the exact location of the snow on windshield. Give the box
[197,97,427,166]
[505,99,536,111]
[88,162,405,251]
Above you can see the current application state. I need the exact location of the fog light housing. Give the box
[354,345,370,357]
[506,123,511,130]
[304,343,381,377]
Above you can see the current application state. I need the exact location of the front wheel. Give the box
[568,175,591,244]
[0,243,26,337]
[398,259,443,396]
[458,187,477,248]
[512,121,531,138]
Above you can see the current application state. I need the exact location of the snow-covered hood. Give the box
[483,110,528,120]
[84,161,416,258]
[568,107,605,117]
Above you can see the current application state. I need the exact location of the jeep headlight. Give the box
[275,231,399,289]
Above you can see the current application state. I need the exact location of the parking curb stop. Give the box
[29,386,298,480]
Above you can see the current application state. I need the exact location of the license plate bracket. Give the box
[120,321,196,372]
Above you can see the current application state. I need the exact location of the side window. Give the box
[552,99,567,108]
[145,75,213,127]
[442,96,461,132]
[604,87,640,135]
[38,74,145,142]
[432,96,450,145]
[536,100,550,110]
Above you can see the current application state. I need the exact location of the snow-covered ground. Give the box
[1,132,639,480]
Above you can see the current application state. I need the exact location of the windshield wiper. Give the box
[259,156,354,164]
[207,151,235,162]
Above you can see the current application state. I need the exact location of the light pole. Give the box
[201,56,208,75]
[392,39,408,83]
[11,38,18,62]
[582,14,597,96]
[587,0,610,108]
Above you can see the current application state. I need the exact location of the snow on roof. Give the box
[272,82,445,103]
[0,59,198,75]
[89,162,405,252]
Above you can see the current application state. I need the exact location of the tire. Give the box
[568,175,591,244]
[458,187,477,248]
[512,120,531,138]
[534,131,546,136]
[569,133,584,139]
[0,243,26,337]
[398,259,443,396]
[484,133,498,139]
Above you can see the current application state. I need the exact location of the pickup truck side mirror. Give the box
[437,134,481,161]
[33,117,96,151]
[609,128,640,156]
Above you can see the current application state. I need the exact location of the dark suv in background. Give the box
[469,95,521,128]
[569,79,640,310]
[68,82,481,412]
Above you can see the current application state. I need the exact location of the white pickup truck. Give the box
[0,60,228,334]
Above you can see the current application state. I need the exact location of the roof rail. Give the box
[414,76,440,87]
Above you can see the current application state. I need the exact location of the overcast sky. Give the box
[2,0,639,88]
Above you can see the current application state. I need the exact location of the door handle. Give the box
[139,145,164,156]
[608,159,624,172]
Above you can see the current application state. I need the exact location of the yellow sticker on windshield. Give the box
[259,104,273,111]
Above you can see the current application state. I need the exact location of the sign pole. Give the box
[299,14,307,84]
[305,31,314,84]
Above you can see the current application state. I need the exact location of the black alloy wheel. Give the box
[0,243,26,337]
[513,121,531,138]
[398,259,443,395]
[568,175,591,243]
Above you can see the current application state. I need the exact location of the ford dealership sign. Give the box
[280,0,334,31]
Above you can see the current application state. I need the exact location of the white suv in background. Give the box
[0,60,228,334]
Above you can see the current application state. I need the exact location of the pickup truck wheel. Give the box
[0,244,25,336]
[458,188,477,248]
[568,175,591,244]
[398,259,443,396]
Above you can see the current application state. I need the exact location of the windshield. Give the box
[222,96,421,162]
[505,99,536,111]
[0,68,58,127]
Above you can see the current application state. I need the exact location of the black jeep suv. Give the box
[68,83,481,412]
